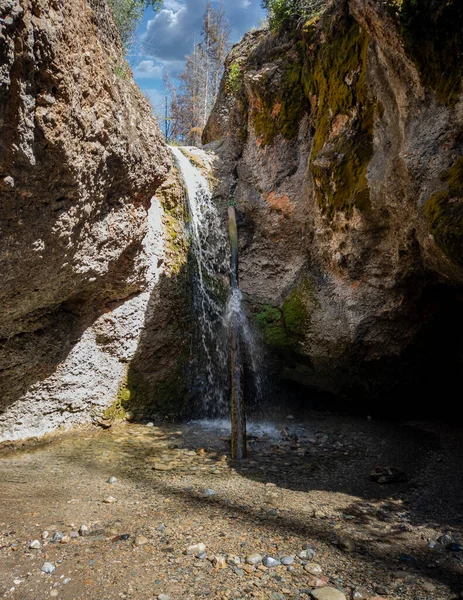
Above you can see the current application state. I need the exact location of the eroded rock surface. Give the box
[0,0,184,440]
[204,0,463,414]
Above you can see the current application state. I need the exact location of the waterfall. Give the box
[170,146,229,417]
[170,146,265,425]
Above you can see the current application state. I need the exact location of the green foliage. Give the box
[107,0,162,49]
[228,62,243,96]
[387,0,463,106]
[103,388,129,421]
[261,0,326,31]
[425,157,463,266]
[114,60,130,79]
[305,13,375,217]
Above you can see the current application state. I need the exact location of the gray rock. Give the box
[246,553,263,565]
[298,548,315,560]
[79,525,89,537]
[51,532,63,542]
[29,540,41,549]
[40,562,55,574]
[304,562,323,575]
[280,555,294,565]
[310,588,346,600]
[263,556,281,568]
[107,476,117,484]
[204,488,217,496]
[63,578,71,585]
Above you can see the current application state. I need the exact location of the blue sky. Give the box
[128,0,266,114]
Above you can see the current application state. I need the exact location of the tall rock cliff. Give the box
[0,0,188,441]
[204,0,463,415]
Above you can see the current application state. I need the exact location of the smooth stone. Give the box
[280,555,294,565]
[50,590,58,597]
[304,562,323,575]
[107,476,117,484]
[263,556,281,568]
[29,540,41,549]
[298,548,315,560]
[158,595,170,600]
[41,562,55,574]
[63,578,71,585]
[41,531,49,540]
[310,587,346,600]
[197,551,207,559]
[246,553,263,565]
[204,488,217,496]
[134,535,149,546]
[103,496,117,503]
[79,525,89,536]
[146,422,154,427]
[186,543,206,555]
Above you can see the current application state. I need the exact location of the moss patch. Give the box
[425,157,463,266]
[103,387,129,422]
[250,52,309,146]
[254,279,316,351]
[304,12,376,217]
[388,0,463,106]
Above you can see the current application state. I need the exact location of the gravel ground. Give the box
[0,412,462,600]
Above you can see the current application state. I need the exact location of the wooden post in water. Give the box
[228,206,246,460]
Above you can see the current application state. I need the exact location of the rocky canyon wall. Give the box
[0,0,188,441]
[204,0,463,415]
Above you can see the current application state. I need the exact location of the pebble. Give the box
[41,562,55,574]
[298,548,315,560]
[63,578,71,585]
[146,422,154,427]
[107,476,117,484]
[310,587,346,600]
[50,590,58,597]
[204,488,217,496]
[104,496,117,503]
[447,543,463,552]
[263,556,281,568]
[437,534,453,545]
[213,555,227,569]
[226,554,241,566]
[41,531,49,540]
[29,540,41,549]
[79,525,89,536]
[304,562,323,575]
[134,535,149,546]
[186,543,206,555]
[280,555,294,565]
[158,595,170,600]
[246,553,263,565]
[336,534,355,552]
[52,532,63,542]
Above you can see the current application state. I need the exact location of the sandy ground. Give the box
[0,412,462,600]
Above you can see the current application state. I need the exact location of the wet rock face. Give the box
[0,0,176,440]
[204,0,463,414]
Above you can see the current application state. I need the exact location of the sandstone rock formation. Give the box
[204,0,463,415]
[0,0,186,441]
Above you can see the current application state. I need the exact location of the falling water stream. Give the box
[170,146,264,434]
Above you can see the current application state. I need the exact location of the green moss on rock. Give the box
[254,279,316,351]
[249,48,309,146]
[304,12,375,217]
[388,0,463,106]
[103,386,129,422]
[425,157,463,266]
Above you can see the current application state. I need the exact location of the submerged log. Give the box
[228,206,246,460]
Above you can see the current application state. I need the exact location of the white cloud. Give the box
[133,60,163,79]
